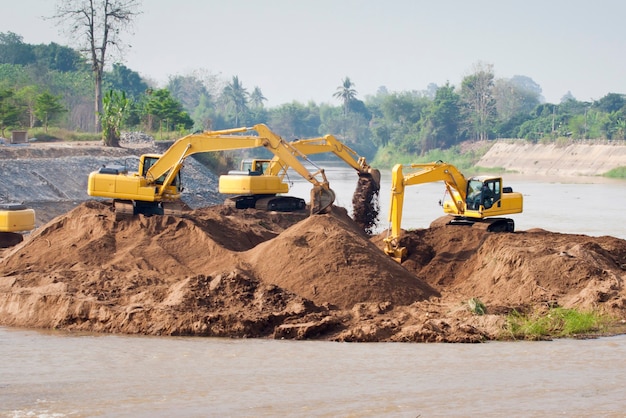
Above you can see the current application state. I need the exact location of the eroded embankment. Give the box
[478,141,626,176]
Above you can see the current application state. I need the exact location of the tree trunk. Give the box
[95,69,103,134]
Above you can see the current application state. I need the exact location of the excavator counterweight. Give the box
[0,202,36,248]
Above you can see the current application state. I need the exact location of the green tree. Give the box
[493,76,541,122]
[374,92,430,154]
[34,91,66,133]
[105,63,148,98]
[100,89,129,146]
[594,93,625,113]
[167,74,209,112]
[371,123,391,147]
[268,101,319,139]
[31,42,86,72]
[53,0,141,135]
[0,32,35,65]
[333,76,357,116]
[613,118,626,140]
[0,89,20,137]
[221,75,248,126]
[16,85,41,128]
[144,88,193,133]
[0,64,32,90]
[46,70,94,131]
[249,86,266,108]
[192,93,219,131]
[320,105,375,158]
[419,83,462,152]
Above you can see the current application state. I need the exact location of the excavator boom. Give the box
[282,134,381,186]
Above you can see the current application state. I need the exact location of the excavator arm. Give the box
[274,134,381,186]
[384,162,468,261]
[251,124,335,214]
[143,126,264,198]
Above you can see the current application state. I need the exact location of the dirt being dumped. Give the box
[1,202,626,342]
[351,174,380,234]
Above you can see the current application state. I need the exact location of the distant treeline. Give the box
[1,31,625,163]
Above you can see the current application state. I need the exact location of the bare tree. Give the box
[52,0,141,139]
[460,62,496,141]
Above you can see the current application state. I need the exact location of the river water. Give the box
[2,166,626,417]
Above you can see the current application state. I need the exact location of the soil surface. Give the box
[1,139,626,342]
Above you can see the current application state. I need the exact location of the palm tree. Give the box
[222,75,249,126]
[333,77,358,115]
[249,86,267,108]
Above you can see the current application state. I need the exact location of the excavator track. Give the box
[0,232,24,248]
[162,201,189,216]
[114,200,190,220]
[445,216,515,232]
[255,196,307,212]
[224,196,259,210]
[114,200,135,222]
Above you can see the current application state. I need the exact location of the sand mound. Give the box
[384,221,626,316]
[1,204,626,342]
[245,206,437,309]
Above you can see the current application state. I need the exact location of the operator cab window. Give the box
[481,180,500,209]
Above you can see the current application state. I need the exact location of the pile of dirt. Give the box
[383,223,626,312]
[1,203,625,342]
[245,206,435,309]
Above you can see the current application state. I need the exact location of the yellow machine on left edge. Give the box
[0,202,36,247]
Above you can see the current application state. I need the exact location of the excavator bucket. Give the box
[310,186,336,214]
[359,168,381,190]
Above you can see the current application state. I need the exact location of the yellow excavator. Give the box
[383,161,523,261]
[87,124,336,219]
[219,133,381,210]
[0,202,36,248]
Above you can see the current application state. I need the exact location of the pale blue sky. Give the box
[4,0,625,106]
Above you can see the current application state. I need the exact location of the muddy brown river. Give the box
[1,168,626,417]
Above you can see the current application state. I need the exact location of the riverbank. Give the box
[478,140,626,176]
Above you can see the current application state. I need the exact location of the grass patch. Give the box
[503,307,611,340]
[467,298,486,315]
[29,127,101,142]
[604,166,626,179]
[374,145,476,170]
[372,142,495,173]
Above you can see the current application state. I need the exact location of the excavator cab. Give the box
[240,159,271,175]
[140,155,181,188]
[466,178,499,211]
